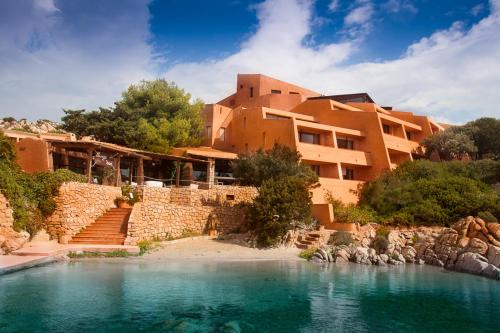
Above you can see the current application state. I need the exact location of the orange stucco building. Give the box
[177,74,443,222]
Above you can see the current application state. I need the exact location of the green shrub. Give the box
[120,185,141,204]
[247,176,313,248]
[359,160,500,226]
[299,247,317,260]
[478,211,498,223]
[331,231,354,246]
[372,235,389,254]
[334,205,378,225]
[0,151,86,235]
[137,239,161,255]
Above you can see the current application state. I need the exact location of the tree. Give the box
[422,129,477,161]
[232,144,318,187]
[461,117,500,160]
[232,144,319,247]
[248,176,313,247]
[61,79,204,153]
[0,131,16,163]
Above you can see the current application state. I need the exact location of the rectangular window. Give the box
[271,89,282,94]
[342,167,354,180]
[289,91,299,95]
[250,87,254,98]
[299,131,320,145]
[219,107,223,114]
[337,136,354,150]
[383,124,391,134]
[406,131,413,140]
[310,165,320,176]
[219,127,226,141]
[206,126,212,138]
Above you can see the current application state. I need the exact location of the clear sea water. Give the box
[0,261,498,333]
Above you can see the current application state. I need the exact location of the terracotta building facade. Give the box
[182,74,443,218]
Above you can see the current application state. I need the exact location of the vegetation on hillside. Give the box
[358,160,500,226]
[0,131,85,235]
[232,144,318,247]
[61,79,204,153]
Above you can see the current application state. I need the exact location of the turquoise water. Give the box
[0,261,498,333]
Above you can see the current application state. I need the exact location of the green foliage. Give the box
[422,117,500,161]
[359,160,500,226]
[248,176,313,248]
[137,239,162,255]
[0,131,16,162]
[331,231,354,246]
[120,185,140,204]
[0,159,85,235]
[461,117,500,160]
[67,250,135,258]
[478,211,498,223]
[232,144,318,187]
[422,129,477,161]
[61,79,204,153]
[299,247,317,260]
[334,205,378,225]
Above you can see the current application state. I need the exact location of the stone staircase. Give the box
[296,231,321,249]
[69,208,132,245]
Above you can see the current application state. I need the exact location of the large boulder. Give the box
[466,238,489,255]
[487,223,500,241]
[487,245,500,268]
[401,246,417,263]
[0,226,29,253]
[454,252,489,275]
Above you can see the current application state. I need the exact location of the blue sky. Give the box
[1,0,499,123]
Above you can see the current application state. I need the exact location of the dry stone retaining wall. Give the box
[46,182,121,242]
[125,186,257,245]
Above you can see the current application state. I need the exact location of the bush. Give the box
[334,205,378,225]
[247,176,313,248]
[0,157,85,234]
[372,226,390,253]
[359,160,500,226]
[120,185,141,204]
[331,231,354,246]
[299,248,317,260]
[478,211,498,223]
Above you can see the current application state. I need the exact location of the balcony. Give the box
[310,177,364,204]
[383,134,420,153]
[297,142,372,166]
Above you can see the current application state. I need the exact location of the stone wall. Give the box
[0,192,14,228]
[46,182,121,242]
[125,186,257,244]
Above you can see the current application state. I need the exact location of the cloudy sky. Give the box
[1,0,499,123]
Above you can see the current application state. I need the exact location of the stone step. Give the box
[307,233,321,238]
[299,239,315,245]
[68,240,125,245]
[77,231,127,237]
[295,243,309,249]
[305,236,319,242]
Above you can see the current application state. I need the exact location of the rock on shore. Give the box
[310,216,500,280]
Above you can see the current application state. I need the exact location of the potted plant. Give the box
[115,195,133,208]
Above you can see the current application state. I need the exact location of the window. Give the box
[239,84,243,89]
[310,165,320,176]
[220,107,223,114]
[226,194,235,201]
[206,126,212,138]
[406,131,413,140]
[299,131,320,144]
[337,136,354,150]
[250,87,254,98]
[289,91,299,95]
[383,124,391,134]
[271,89,282,94]
[342,167,354,180]
[219,127,226,141]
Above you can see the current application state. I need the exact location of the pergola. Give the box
[47,139,208,187]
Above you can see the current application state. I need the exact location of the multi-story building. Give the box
[175,74,443,223]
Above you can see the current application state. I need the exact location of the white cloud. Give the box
[0,0,154,120]
[328,0,340,12]
[162,0,500,123]
[471,3,484,16]
[342,0,375,40]
[382,0,417,14]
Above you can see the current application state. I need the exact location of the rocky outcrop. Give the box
[0,118,62,133]
[0,192,30,254]
[309,216,500,280]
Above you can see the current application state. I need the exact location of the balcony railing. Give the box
[297,142,372,166]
